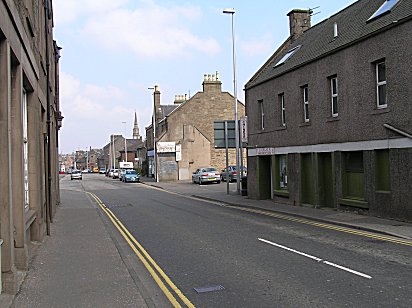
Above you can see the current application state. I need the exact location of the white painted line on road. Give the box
[258,238,372,279]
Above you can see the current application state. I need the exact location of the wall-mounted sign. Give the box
[256,147,275,156]
[119,162,134,169]
[175,144,182,161]
[157,142,176,153]
[240,116,248,143]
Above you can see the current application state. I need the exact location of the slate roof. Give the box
[246,0,412,88]
[159,105,179,120]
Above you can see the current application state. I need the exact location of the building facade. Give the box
[245,0,412,221]
[146,73,245,181]
[0,0,61,294]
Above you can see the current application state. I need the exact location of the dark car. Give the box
[220,165,247,182]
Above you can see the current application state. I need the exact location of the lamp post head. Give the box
[223,8,235,14]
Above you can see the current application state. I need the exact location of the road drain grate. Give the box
[194,285,225,293]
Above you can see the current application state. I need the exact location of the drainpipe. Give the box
[383,124,412,139]
[44,0,52,235]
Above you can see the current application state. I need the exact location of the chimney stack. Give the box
[287,9,312,41]
[202,71,222,93]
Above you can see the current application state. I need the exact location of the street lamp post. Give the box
[122,121,127,162]
[223,8,240,193]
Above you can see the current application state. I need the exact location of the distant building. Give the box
[146,73,245,181]
[245,0,412,221]
[101,113,146,170]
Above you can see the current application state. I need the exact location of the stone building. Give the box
[245,0,412,221]
[146,73,245,181]
[0,0,61,294]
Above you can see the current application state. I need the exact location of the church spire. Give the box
[133,111,141,140]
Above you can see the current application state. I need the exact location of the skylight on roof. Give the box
[368,0,400,21]
[274,45,301,67]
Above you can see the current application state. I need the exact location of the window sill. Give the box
[375,190,391,194]
[274,189,289,198]
[275,126,287,131]
[371,107,390,115]
[326,117,340,122]
[338,197,369,209]
[299,121,311,127]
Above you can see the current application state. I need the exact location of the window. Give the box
[22,89,29,210]
[274,45,301,67]
[330,77,338,117]
[278,155,288,189]
[303,86,309,122]
[259,100,264,130]
[376,61,387,108]
[279,94,286,126]
[368,0,400,21]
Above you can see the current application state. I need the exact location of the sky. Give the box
[54,0,357,154]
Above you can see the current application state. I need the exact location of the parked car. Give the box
[107,169,114,177]
[71,170,82,180]
[221,165,247,182]
[119,169,127,181]
[99,167,106,174]
[93,167,99,173]
[123,170,140,183]
[192,167,221,185]
[112,169,119,179]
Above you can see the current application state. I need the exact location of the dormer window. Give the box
[368,0,400,21]
[274,45,301,67]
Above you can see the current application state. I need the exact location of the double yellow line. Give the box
[227,206,412,247]
[86,191,195,308]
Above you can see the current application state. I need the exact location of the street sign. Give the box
[214,120,236,148]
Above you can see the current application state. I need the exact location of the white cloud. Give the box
[59,72,141,124]
[81,3,220,58]
[59,72,153,152]
[240,33,275,57]
[53,0,129,24]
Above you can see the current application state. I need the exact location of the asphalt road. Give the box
[77,174,412,307]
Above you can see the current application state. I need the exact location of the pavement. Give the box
[2,176,412,307]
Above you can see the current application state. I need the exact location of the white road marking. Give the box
[258,238,372,279]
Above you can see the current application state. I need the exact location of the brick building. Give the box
[0,0,61,294]
[245,0,412,221]
[146,73,245,181]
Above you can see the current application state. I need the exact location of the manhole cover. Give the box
[194,285,225,293]
[108,203,132,208]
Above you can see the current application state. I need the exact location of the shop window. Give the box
[274,154,288,193]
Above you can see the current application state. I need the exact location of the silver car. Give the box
[70,170,82,180]
[192,167,221,185]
